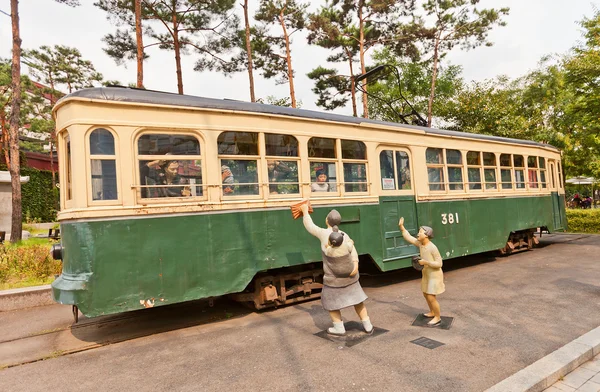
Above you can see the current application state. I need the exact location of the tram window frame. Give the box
[135,131,206,201]
[264,133,300,198]
[500,154,513,190]
[466,151,482,191]
[446,149,464,191]
[539,157,547,188]
[558,161,564,189]
[341,139,368,194]
[483,152,498,190]
[218,131,261,199]
[379,149,412,191]
[309,137,339,195]
[86,127,119,204]
[426,148,445,191]
[527,156,539,190]
[61,131,73,203]
[514,155,526,190]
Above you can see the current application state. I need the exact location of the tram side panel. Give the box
[415,194,558,260]
[52,204,385,317]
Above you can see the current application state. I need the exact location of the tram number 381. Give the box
[441,213,460,225]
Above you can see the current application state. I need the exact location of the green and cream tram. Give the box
[51,87,566,319]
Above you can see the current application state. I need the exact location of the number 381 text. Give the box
[441,213,459,225]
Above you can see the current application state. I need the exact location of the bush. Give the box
[0,163,59,222]
[0,240,62,287]
[566,209,600,233]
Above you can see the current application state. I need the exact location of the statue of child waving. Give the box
[399,217,445,326]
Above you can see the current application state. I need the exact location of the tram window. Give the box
[265,134,298,157]
[221,159,259,195]
[500,154,512,189]
[344,163,367,192]
[527,156,539,189]
[380,151,394,189]
[447,149,463,191]
[218,131,258,155]
[467,151,482,190]
[138,134,200,155]
[218,131,259,196]
[341,139,367,192]
[138,132,203,199]
[396,151,411,190]
[342,140,366,160]
[267,160,299,194]
[64,133,72,200]
[140,159,203,198]
[426,148,444,191]
[265,134,299,195]
[483,152,497,189]
[380,150,412,190]
[308,137,336,159]
[91,160,117,200]
[310,162,337,192]
[539,157,547,188]
[89,128,117,201]
[514,155,525,189]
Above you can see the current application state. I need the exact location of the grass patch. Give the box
[566,209,600,234]
[0,237,61,290]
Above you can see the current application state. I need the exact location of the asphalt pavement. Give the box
[1,233,599,392]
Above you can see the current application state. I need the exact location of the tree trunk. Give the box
[172,7,184,95]
[427,35,440,128]
[135,0,144,88]
[242,0,256,102]
[279,5,296,108]
[1,111,10,167]
[10,0,23,242]
[358,2,368,118]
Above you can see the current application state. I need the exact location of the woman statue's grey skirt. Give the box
[321,281,368,311]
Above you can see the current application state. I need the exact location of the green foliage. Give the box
[305,2,359,113]
[258,95,302,108]
[97,0,239,92]
[1,163,58,222]
[23,45,103,94]
[562,10,600,179]
[0,240,61,288]
[368,47,463,124]
[306,66,352,111]
[566,209,600,234]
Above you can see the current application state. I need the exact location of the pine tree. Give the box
[418,0,509,126]
[255,0,308,108]
[306,3,359,116]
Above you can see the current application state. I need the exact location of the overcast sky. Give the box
[0,0,595,115]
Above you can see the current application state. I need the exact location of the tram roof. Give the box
[58,87,558,151]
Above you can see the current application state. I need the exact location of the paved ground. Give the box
[1,233,599,392]
[543,352,600,391]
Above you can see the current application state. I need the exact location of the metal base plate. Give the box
[314,321,389,347]
[411,314,454,330]
[411,336,445,349]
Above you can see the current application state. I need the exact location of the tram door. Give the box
[549,160,564,230]
[378,148,419,262]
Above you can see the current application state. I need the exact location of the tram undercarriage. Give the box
[498,228,540,255]
[230,265,324,310]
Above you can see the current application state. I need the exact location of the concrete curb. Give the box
[0,285,53,312]
[486,326,600,392]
